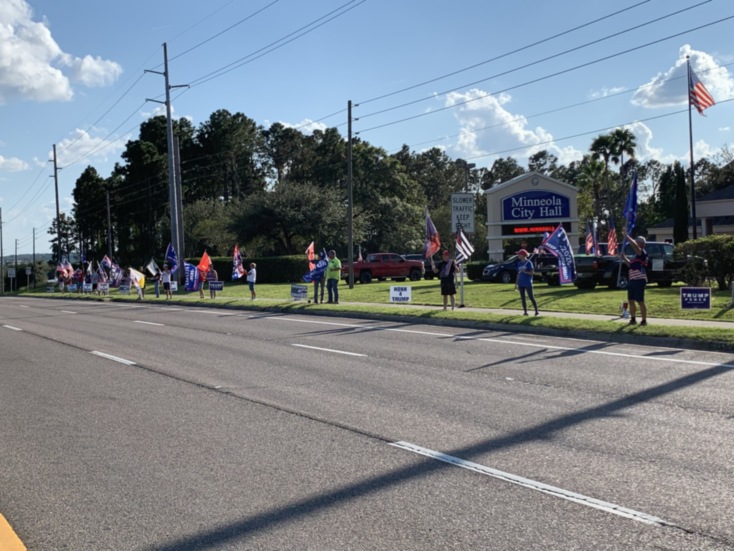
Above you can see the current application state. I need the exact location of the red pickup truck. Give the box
[342,253,424,284]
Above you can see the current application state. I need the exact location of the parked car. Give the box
[481,253,559,285]
[403,254,435,279]
[574,241,686,289]
[342,252,424,284]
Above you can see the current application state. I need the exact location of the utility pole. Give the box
[14,239,18,292]
[146,43,188,283]
[347,100,354,289]
[53,144,62,264]
[0,207,4,295]
[173,135,185,269]
[106,190,113,258]
[32,227,36,289]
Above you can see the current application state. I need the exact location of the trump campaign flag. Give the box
[165,243,179,274]
[623,171,639,233]
[541,225,576,284]
[305,241,315,271]
[184,262,201,291]
[232,244,246,280]
[197,251,213,275]
[423,208,441,259]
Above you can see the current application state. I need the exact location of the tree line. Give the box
[49,109,734,266]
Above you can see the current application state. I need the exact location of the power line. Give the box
[357,0,654,107]
[357,0,713,122]
[187,0,365,88]
[356,14,734,134]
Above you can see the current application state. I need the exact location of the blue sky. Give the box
[1,0,733,255]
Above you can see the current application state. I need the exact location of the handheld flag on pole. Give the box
[541,225,576,284]
[357,245,363,263]
[232,244,245,280]
[607,214,618,256]
[455,228,474,265]
[165,243,179,274]
[585,222,594,254]
[145,258,160,277]
[197,251,213,275]
[689,65,715,115]
[305,241,315,271]
[423,208,441,259]
[623,171,639,234]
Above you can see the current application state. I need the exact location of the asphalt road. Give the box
[0,296,732,550]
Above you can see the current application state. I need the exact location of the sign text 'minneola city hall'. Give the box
[502,190,570,221]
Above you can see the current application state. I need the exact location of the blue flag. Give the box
[541,224,576,284]
[303,258,328,283]
[184,262,200,291]
[623,172,638,234]
[165,243,179,274]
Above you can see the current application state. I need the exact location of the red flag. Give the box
[689,66,715,115]
[305,241,315,270]
[197,251,213,275]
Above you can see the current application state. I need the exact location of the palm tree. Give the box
[578,157,606,223]
[590,134,615,223]
[610,128,637,179]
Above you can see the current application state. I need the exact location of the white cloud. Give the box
[0,154,29,171]
[632,45,734,109]
[276,118,328,135]
[443,88,585,166]
[0,0,122,104]
[53,128,129,168]
[589,86,627,100]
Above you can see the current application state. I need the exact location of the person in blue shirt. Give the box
[514,249,539,316]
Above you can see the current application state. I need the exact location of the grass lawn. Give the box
[21,278,734,349]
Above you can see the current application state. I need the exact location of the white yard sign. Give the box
[390,286,412,303]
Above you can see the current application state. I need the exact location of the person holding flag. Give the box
[514,249,539,316]
[197,251,213,299]
[161,264,173,299]
[620,233,649,327]
[432,250,458,311]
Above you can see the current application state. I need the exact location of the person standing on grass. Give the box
[514,249,539,316]
[206,267,219,299]
[620,234,648,326]
[161,264,173,299]
[325,250,341,304]
[246,263,257,300]
[432,250,457,311]
[151,268,161,299]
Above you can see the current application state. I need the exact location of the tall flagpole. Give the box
[686,56,698,239]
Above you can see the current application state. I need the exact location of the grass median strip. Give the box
[20,280,734,349]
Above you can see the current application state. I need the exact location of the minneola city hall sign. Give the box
[484,171,579,261]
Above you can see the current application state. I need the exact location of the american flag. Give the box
[455,228,474,265]
[585,221,595,255]
[689,66,715,115]
[607,215,618,256]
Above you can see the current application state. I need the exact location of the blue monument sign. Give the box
[502,190,570,221]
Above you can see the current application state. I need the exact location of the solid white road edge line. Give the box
[291,343,367,357]
[390,441,672,527]
[90,351,137,366]
[60,310,76,314]
[2,325,22,331]
[268,316,733,369]
[134,320,165,326]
